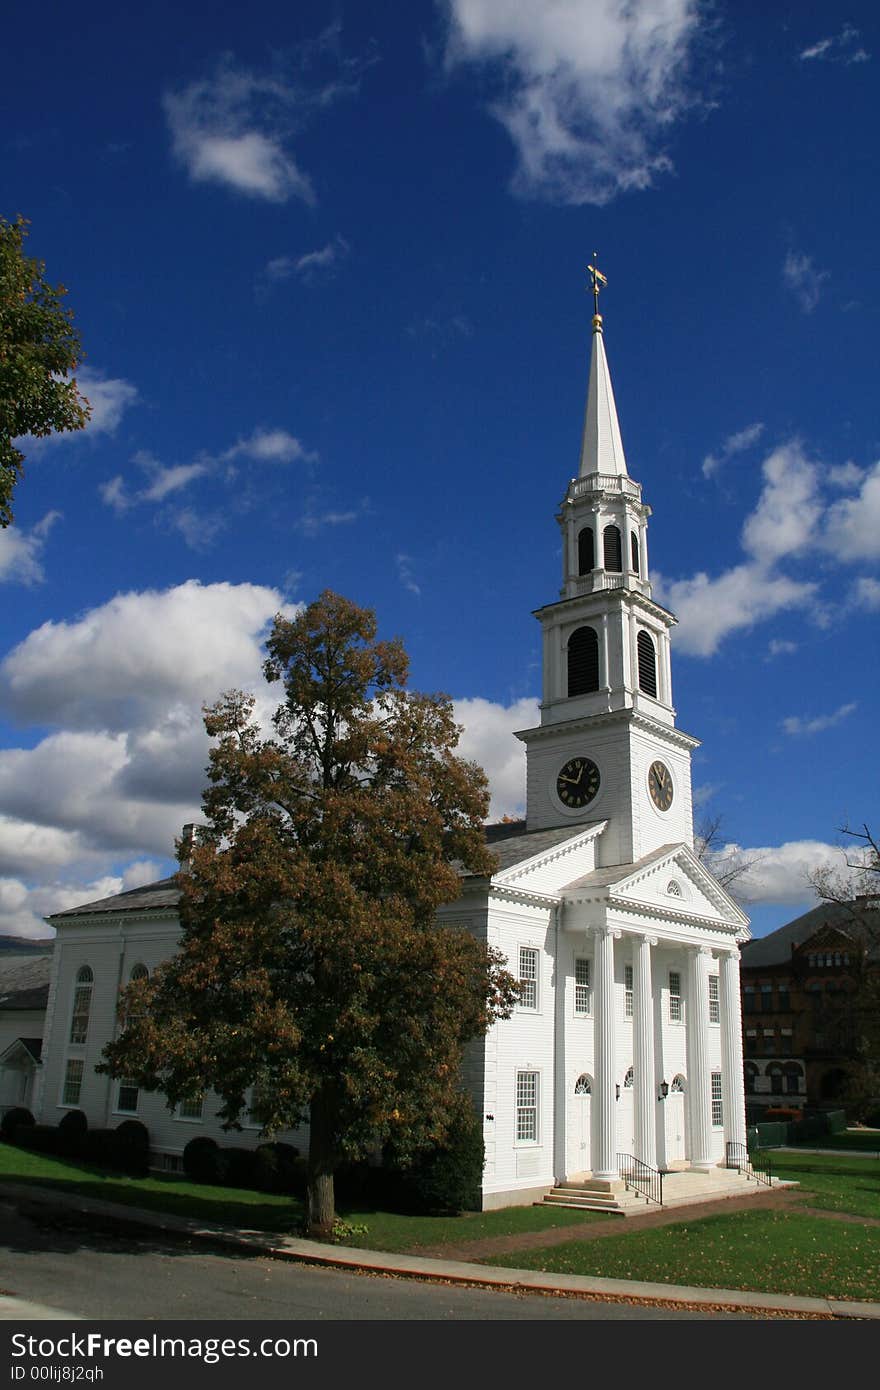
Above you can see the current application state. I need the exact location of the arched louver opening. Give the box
[637,630,657,698]
[630,531,640,575]
[568,626,599,696]
[577,526,595,575]
[603,524,622,572]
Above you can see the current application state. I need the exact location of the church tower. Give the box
[517,264,698,867]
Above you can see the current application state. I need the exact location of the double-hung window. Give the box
[519,947,539,1011]
[711,1072,723,1127]
[177,1095,205,1121]
[624,965,634,1018]
[708,974,720,1024]
[574,958,591,1015]
[669,971,682,1023]
[516,1071,539,1143]
[116,1080,139,1114]
[62,1058,84,1107]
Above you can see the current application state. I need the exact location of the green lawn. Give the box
[761,1148,880,1219]
[482,1209,880,1302]
[0,1143,605,1250]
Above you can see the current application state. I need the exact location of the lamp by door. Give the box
[658,1081,669,1101]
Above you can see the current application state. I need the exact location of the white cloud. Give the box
[141,460,212,503]
[659,564,816,658]
[741,443,821,564]
[783,250,829,314]
[163,62,315,203]
[853,576,880,610]
[16,369,138,453]
[781,702,857,737]
[0,579,292,732]
[0,868,162,940]
[443,0,704,205]
[0,512,61,585]
[702,421,764,479]
[766,638,798,658]
[396,554,421,597]
[823,461,880,560]
[828,462,864,489]
[453,696,539,819]
[296,501,366,535]
[221,428,317,465]
[733,840,864,906]
[799,26,869,64]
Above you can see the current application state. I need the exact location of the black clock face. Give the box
[556,757,600,809]
[648,760,674,811]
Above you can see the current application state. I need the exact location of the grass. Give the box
[481,1209,880,1302]
[0,1143,605,1250]
[760,1147,880,1220]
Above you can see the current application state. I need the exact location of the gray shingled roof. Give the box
[741,898,880,966]
[469,821,598,875]
[562,842,679,892]
[49,876,181,921]
[0,954,53,1011]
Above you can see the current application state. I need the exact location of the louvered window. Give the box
[577,527,595,575]
[603,524,622,572]
[637,631,657,697]
[631,532,640,574]
[567,626,599,696]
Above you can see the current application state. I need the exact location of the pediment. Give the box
[491,821,606,898]
[563,842,750,934]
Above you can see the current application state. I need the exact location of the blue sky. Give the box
[1,1,877,939]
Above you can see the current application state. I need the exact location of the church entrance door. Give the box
[664,1075,687,1165]
[616,1071,635,1156]
[569,1074,592,1175]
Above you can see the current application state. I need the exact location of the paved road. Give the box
[0,1201,755,1321]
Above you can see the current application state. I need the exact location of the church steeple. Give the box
[578,265,628,479]
[516,263,699,866]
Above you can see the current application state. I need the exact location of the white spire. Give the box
[578,316,628,478]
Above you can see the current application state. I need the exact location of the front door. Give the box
[569,1074,592,1175]
[664,1076,687,1165]
[616,1071,635,1156]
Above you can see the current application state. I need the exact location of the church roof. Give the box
[478,820,594,873]
[741,898,880,967]
[578,319,628,479]
[560,842,678,892]
[0,953,53,1010]
[49,876,181,920]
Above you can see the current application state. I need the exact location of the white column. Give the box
[720,949,747,1155]
[593,926,618,1182]
[686,946,715,1170]
[633,935,657,1168]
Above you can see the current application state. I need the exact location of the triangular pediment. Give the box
[491,821,607,898]
[562,842,750,934]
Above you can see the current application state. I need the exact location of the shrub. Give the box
[182,1135,224,1184]
[253,1141,300,1194]
[221,1147,259,1190]
[57,1109,88,1157]
[115,1120,150,1176]
[0,1107,34,1141]
[17,1124,63,1156]
[395,1096,484,1215]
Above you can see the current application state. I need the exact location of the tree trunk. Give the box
[306,1091,337,1238]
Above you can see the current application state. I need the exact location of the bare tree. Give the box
[694,813,764,902]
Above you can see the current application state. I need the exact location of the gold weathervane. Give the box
[587,255,607,325]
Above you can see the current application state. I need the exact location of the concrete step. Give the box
[537,1167,781,1216]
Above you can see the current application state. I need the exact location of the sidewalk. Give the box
[1,1181,878,1321]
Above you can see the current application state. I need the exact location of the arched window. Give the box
[69,966,93,1045]
[630,532,640,575]
[577,527,595,575]
[574,1074,592,1095]
[637,631,657,698]
[603,524,622,572]
[666,879,683,897]
[567,626,599,696]
[125,963,149,1026]
[745,1062,759,1094]
[623,1067,634,1088]
[671,1074,686,1093]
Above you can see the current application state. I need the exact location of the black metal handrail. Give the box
[617,1152,663,1206]
[726,1140,772,1187]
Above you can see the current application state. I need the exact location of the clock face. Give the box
[556,757,601,810]
[648,760,674,811]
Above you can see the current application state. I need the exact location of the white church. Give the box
[26,273,754,1211]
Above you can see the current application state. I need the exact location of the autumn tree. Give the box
[0,216,90,526]
[101,592,519,1235]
